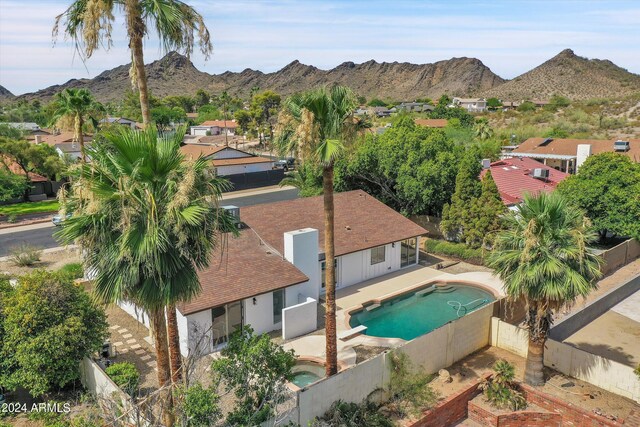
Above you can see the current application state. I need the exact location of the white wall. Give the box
[244,292,276,335]
[284,228,320,300]
[118,300,150,328]
[282,297,318,340]
[213,148,251,159]
[190,127,210,136]
[184,309,213,356]
[176,308,190,357]
[336,242,402,288]
[216,162,273,176]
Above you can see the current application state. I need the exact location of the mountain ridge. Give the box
[8,49,640,103]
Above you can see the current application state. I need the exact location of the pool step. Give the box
[365,303,381,312]
[415,287,436,297]
[434,285,456,293]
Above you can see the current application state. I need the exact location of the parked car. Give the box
[52,212,72,226]
[273,157,296,171]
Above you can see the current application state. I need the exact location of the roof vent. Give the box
[614,140,630,152]
[532,168,550,180]
[481,158,491,169]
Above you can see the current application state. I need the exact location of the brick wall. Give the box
[468,400,562,427]
[408,374,490,427]
[521,384,626,426]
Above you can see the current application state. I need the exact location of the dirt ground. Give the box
[427,346,639,422]
[0,247,81,277]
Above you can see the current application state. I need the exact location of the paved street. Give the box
[0,187,299,257]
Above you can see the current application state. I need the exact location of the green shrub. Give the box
[105,362,140,396]
[312,400,393,427]
[179,382,221,426]
[480,360,526,411]
[6,214,17,223]
[425,239,484,264]
[58,263,84,280]
[9,243,42,266]
[386,351,438,417]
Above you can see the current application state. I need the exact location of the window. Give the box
[273,289,285,324]
[370,245,386,265]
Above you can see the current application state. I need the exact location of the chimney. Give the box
[34,135,43,144]
[284,228,320,302]
[576,144,592,172]
[481,158,491,169]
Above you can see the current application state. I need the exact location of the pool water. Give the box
[290,361,325,388]
[349,283,495,341]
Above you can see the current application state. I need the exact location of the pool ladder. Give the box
[447,298,489,317]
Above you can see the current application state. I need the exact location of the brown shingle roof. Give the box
[241,190,427,257]
[212,157,272,166]
[513,137,640,161]
[177,229,308,315]
[199,120,238,128]
[180,144,227,159]
[27,132,92,146]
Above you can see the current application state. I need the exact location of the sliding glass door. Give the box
[210,302,243,346]
[400,238,417,267]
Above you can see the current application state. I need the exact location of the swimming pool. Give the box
[348,283,495,341]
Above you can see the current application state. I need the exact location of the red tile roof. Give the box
[241,190,427,257]
[481,157,569,205]
[177,229,308,315]
[415,119,448,128]
[1,156,48,182]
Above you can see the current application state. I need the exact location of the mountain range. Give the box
[4,49,639,103]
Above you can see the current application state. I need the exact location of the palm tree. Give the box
[220,91,231,146]
[486,192,602,386]
[55,126,229,425]
[275,85,361,376]
[50,88,105,162]
[54,0,212,126]
[474,119,493,141]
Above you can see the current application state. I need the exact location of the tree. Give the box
[486,97,502,110]
[194,89,210,109]
[151,105,187,132]
[517,101,535,112]
[279,163,323,197]
[486,192,602,385]
[211,326,295,426]
[440,149,482,241]
[54,0,212,126]
[233,109,252,137]
[250,90,281,147]
[0,169,28,202]
[196,104,222,123]
[464,170,505,248]
[474,118,494,141]
[50,88,105,161]
[55,126,232,426]
[335,116,459,216]
[275,85,362,376]
[367,98,387,107]
[162,95,195,113]
[557,152,640,240]
[0,270,108,397]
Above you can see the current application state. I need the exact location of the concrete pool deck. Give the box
[284,265,506,366]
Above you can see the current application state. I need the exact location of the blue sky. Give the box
[0,0,639,95]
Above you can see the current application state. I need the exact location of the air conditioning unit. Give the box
[221,205,242,229]
[101,341,115,358]
[533,168,550,179]
[614,140,630,152]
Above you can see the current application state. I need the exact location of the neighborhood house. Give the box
[451,97,487,112]
[189,120,238,136]
[506,137,639,173]
[179,144,274,176]
[120,190,426,356]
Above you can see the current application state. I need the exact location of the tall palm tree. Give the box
[50,88,105,162]
[54,0,212,126]
[220,91,231,147]
[55,126,230,425]
[275,85,361,376]
[486,192,602,386]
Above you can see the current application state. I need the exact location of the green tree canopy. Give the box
[194,89,211,108]
[335,116,460,216]
[367,98,387,107]
[464,170,506,247]
[557,152,640,240]
[0,137,66,184]
[250,90,281,144]
[0,169,28,202]
[486,97,502,109]
[0,270,108,397]
[517,101,535,112]
[196,104,222,123]
[151,105,187,132]
[233,109,252,135]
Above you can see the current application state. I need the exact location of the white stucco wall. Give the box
[216,162,273,176]
[244,292,276,335]
[335,242,402,289]
[118,300,150,329]
[284,228,320,300]
[176,308,190,357]
[282,297,318,340]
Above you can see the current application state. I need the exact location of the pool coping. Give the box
[342,277,502,333]
[287,356,348,392]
